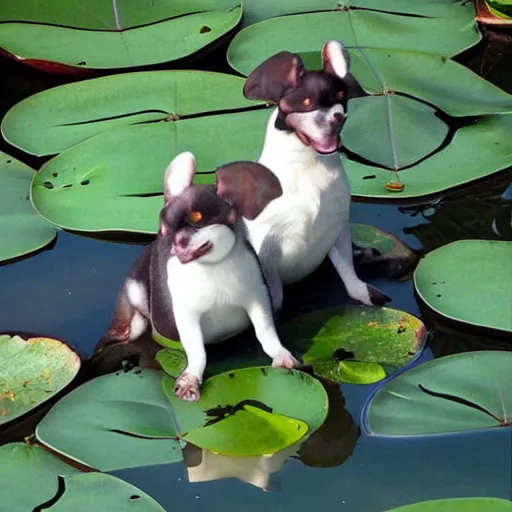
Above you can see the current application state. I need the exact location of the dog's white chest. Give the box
[246,128,351,284]
[166,243,266,343]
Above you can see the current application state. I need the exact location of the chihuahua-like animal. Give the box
[96,152,298,401]
[241,40,391,309]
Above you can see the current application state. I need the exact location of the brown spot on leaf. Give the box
[200,25,211,33]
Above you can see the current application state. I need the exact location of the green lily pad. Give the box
[0,442,78,510]
[41,473,166,511]
[386,498,512,512]
[184,404,308,457]
[486,0,512,18]
[344,95,449,169]
[156,348,187,379]
[0,3,241,72]
[2,71,262,157]
[228,9,479,69]
[0,152,57,263]
[0,334,80,426]
[162,366,328,457]
[35,368,184,471]
[363,350,512,436]
[30,109,268,233]
[346,114,512,199]
[414,240,512,332]
[240,0,478,27]
[278,306,427,384]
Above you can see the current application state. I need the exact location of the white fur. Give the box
[126,279,149,316]
[186,224,236,264]
[245,109,373,305]
[164,151,195,199]
[167,231,295,383]
[323,40,349,78]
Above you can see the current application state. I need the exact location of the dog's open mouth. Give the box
[176,241,213,264]
[295,129,340,155]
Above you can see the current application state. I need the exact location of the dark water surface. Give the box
[1,31,511,511]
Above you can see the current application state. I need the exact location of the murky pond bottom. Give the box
[1,33,511,512]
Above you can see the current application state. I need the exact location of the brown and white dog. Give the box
[242,40,391,309]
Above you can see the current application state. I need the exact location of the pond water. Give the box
[1,32,511,511]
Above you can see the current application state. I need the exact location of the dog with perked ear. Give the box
[241,40,391,310]
[95,152,298,402]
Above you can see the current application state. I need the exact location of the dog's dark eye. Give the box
[336,91,345,101]
[302,97,312,108]
[188,210,203,224]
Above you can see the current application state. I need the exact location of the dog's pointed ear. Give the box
[243,51,305,104]
[322,41,350,79]
[163,151,196,203]
[215,162,282,220]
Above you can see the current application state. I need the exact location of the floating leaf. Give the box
[228,8,479,67]
[363,351,512,436]
[184,404,308,457]
[386,498,512,512]
[0,152,57,263]
[0,2,242,72]
[41,473,166,511]
[414,240,512,332]
[0,442,78,510]
[278,306,427,384]
[0,334,80,426]
[35,369,184,471]
[2,71,262,157]
[344,95,449,169]
[162,367,328,457]
[346,114,512,199]
[239,0,479,27]
[30,110,268,233]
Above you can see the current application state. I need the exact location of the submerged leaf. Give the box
[386,498,512,512]
[363,351,512,436]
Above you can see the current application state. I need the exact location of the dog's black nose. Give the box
[331,112,343,126]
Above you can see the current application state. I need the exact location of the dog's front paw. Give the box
[174,372,201,402]
[271,350,300,369]
[366,284,392,306]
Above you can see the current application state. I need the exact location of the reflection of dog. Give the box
[95,152,297,402]
[242,40,391,308]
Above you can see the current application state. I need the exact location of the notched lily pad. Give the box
[0,334,80,426]
[363,350,512,437]
[0,2,242,72]
[0,152,57,263]
[414,240,512,333]
[278,306,427,384]
[35,368,183,471]
[162,366,328,457]
[40,473,166,511]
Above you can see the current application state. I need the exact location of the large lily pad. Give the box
[35,368,184,471]
[0,334,80,426]
[228,8,479,64]
[162,367,328,457]
[0,442,78,510]
[414,240,512,332]
[278,306,427,384]
[30,110,268,233]
[41,473,166,511]
[0,152,57,263]
[239,0,479,27]
[346,114,512,199]
[363,351,512,436]
[386,498,512,512]
[1,71,262,157]
[0,2,241,72]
